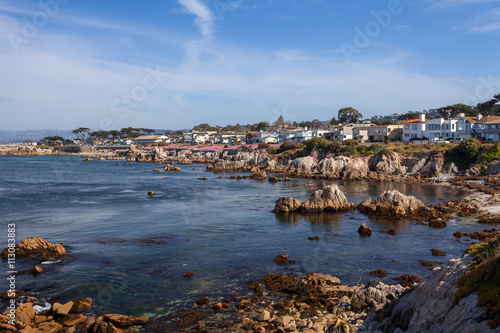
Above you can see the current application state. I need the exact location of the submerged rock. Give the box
[357,190,424,217]
[358,223,372,236]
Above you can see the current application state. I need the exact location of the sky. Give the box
[0,0,499,131]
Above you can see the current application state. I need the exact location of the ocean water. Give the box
[0,155,484,319]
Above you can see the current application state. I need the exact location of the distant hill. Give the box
[0,130,74,144]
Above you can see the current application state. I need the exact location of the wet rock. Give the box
[1,290,26,300]
[418,259,443,267]
[195,297,209,305]
[357,190,424,216]
[453,231,465,238]
[428,218,447,228]
[103,314,148,327]
[351,282,406,311]
[147,191,156,197]
[63,316,88,327]
[238,299,251,311]
[212,303,222,311]
[1,237,66,261]
[301,185,355,213]
[268,175,280,182]
[358,223,372,236]
[307,236,320,241]
[394,274,421,287]
[55,301,74,316]
[251,169,267,179]
[274,254,295,264]
[272,197,303,213]
[70,298,92,313]
[369,269,386,277]
[388,229,397,235]
[30,266,43,275]
[183,272,195,278]
[431,249,446,256]
[261,274,298,294]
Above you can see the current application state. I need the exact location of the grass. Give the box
[456,237,500,329]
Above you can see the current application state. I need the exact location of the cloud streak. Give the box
[178,0,214,37]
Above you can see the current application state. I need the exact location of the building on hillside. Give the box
[353,124,403,142]
[134,135,169,145]
[402,114,427,141]
[328,123,370,141]
[454,113,476,140]
[482,118,500,142]
[424,118,458,139]
[471,115,500,141]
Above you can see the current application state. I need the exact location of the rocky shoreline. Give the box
[2,145,500,332]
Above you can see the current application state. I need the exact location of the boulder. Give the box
[368,151,406,175]
[301,185,355,213]
[273,197,303,213]
[70,297,92,313]
[357,190,424,216]
[147,190,156,197]
[268,175,280,182]
[1,237,66,261]
[313,156,351,176]
[358,223,372,236]
[287,156,317,173]
[273,254,295,264]
[251,169,267,179]
[351,282,406,311]
[342,158,369,180]
[485,160,500,175]
[103,314,148,327]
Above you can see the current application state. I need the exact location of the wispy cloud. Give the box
[178,0,214,37]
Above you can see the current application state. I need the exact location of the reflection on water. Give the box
[0,155,482,320]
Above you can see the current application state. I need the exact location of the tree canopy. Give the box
[338,107,363,124]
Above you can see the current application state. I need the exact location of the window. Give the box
[412,124,418,130]
[383,128,387,133]
[404,125,409,130]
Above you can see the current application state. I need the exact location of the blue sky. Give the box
[0,0,499,130]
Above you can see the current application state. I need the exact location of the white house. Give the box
[424,118,458,139]
[134,135,169,145]
[402,114,427,141]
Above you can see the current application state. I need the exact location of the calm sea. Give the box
[0,155,483,319]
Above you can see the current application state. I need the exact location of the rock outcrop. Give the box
[357,190,424,216]
[273,185,354,213]
[352,281,407,311]
[301,185,355,212]
[1,237,66,261]
[368,151,407,175]
[485,160,500,175]
[371,256,493,333]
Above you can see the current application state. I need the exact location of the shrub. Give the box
[458,138,483,164]
[329,141,343,154]
[483,143,500,163]
[304,138,332,153]
[279,141,303,152]
[341,146,356,155]
[356,145,367,154]
[342,151,352,157]
[267,147,278,154]
[367,143,383,152]
[258,142,270,149]
[342,139,359,147]
[379,148,393,156]
[392,146,402,154]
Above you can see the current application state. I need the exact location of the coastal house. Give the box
[134,135,169,145]
[329,123,369,141]
[482,118,500,142]
[353,124,403,142]
[454,113,476,140]
[470,115,500,141]
[424,118,458,140]
[402,114,427,141]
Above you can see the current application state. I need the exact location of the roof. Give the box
[402,118,428,124]
[135,135,166,140]
[478,116,500,123]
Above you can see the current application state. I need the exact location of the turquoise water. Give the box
[0,155,483,320]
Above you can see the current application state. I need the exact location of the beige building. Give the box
[353,124,403,142]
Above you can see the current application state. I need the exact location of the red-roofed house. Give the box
[402,114,427,141]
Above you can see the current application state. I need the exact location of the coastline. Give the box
[1,145,499,332]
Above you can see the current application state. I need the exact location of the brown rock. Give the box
[56,302,74,316]
[195,297,209,305]
[358,223,372,236]
[31,266,43,275]
[177,311,207,327]
[273,254,295,264]
[17,303,36,320]
[0,237,66,261]
[81,316,95,332]
[272,197,303,213]
[36,321,63,333]
[63,316,88,326]
[147,191,156,197]
[307,236,320,241]
[251,170,267,179]
[369,269,386,277]
[428,218,447,228]
[70,298,92,313]
[394,274,421,287]
[238,299,251,310]
[268,176,280,182]
[0,323,17,332]
[431,248,446,256]
[1,290,26,300]
[103,314,148,327]
[388,229,397,235]
[212,302,223,311]
[183,272,195,278]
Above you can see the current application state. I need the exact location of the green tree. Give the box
[476,99,497,115]
[44,136,65,143]
[437,104,476,117]
[273,115,287,127]
[338,107,363,124]
[72,127,90,142]
[140,128,156,135]
[193,123,215,132]
[329,117,339,125]
[304,137,331,153]
[255,121,270,131]
[311,119,323,129]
